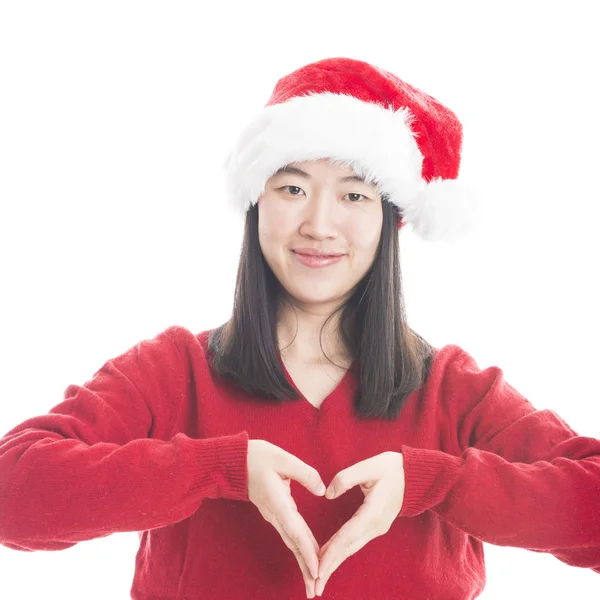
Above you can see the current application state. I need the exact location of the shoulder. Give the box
[153,325,216,360]
[427,343,513,401]
[159,324,213,346]
[426,343,469,384]
[430,342,498,375]
[113,325,216,371]
[426,343,533,426]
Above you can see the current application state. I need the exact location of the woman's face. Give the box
[257,158,383,311]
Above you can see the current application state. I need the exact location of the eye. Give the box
[281,185,305,196]
[345,193,367,203]
[280,186,366,202]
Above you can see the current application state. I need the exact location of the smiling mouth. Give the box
[292,251,346,268]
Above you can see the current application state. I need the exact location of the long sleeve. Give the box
[0,326,250,552]
[397,345,600,572]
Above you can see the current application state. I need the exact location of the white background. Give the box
[1,1,599,598]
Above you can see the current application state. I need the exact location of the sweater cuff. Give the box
[175,430,250,502]
[398,445,464,518]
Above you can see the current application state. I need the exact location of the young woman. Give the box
[1,57,599,600]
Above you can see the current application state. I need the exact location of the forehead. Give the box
[271,160,378,188]
[280,158,355,174]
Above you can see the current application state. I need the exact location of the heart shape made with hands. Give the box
[306,451,406,597]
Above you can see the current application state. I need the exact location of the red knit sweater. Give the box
[1,325,599,599]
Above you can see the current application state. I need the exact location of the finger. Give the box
[291,505,321,571]
[318,502,372,576]
[317,505,378,593]
[270,494,320,579]
[306,517,320,557]
[275,448,326,498]
[317,532,369,597]
[318,528,373,593]
[288,493,320,558]
[276,523,316,598]
[318,535,333,560]
[326,456,381,499]
[270,516,318,596]
[284,514,320,579]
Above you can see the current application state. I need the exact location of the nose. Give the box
[298,193,339,239]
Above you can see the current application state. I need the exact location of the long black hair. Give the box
[208,193,435,421]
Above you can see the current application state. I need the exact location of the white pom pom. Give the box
[402,178,481,243]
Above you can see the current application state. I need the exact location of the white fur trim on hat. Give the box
[407,178,480,242]
[222,91,475,241]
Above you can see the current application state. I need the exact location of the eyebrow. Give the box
[272,165,375,187]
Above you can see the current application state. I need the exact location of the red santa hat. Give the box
[223,57,479,242]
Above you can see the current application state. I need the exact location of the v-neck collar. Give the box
[279,357,358,412]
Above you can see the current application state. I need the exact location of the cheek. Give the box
[346,219,381,257]
[258,200,295,248]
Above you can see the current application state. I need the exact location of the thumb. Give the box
[276,447,326,497]
[326,460,372,499]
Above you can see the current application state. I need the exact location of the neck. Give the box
[276,298,351,366]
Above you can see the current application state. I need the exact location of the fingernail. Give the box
[317,483,326,495]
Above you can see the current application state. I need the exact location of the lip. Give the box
[292,250,345,268]
[293,248,346,257]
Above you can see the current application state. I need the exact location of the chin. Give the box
[285,285,348,306]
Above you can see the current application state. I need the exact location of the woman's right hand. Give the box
[247,439,326,599]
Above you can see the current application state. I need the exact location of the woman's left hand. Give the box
[315,451,406,597]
